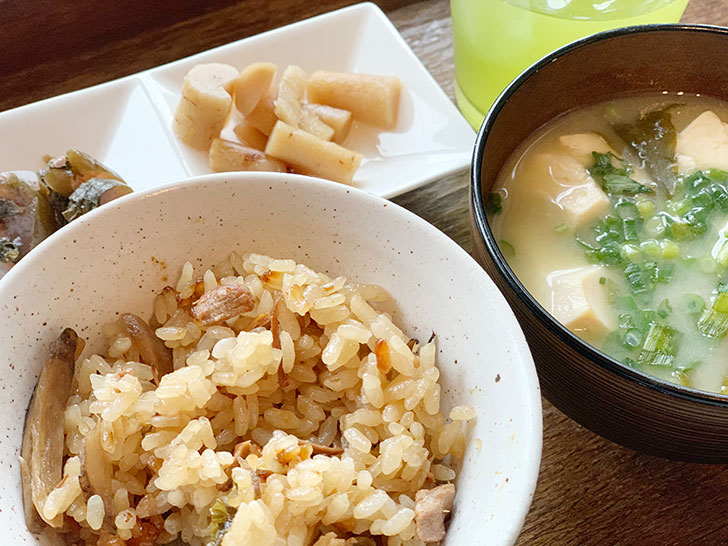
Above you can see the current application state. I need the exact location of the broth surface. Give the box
[490,94,728,393]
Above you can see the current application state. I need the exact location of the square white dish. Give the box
[0,2,475,199]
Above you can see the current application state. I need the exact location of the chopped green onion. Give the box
[589,152,650,195]
[683,294,706,316]
[599,276,606,285]
[618,313,637,330]
[621,243,642,263]
[669,221,696,241]
[554,223,569,233]
[638,309,659,329]
[684,171,711,192]
[644,216,666,237]
[636,198,656,218]
[656,262,674,283]
[623,328,643,348]
[624,263,649,295]
[486,193,503,215]
[660,240,680,260]
[499,239,515,258]
[711,184,728,212]
[706,169,728,183]
[638,323,678,367]
[713,293,728,314]
[699,256,719,274]
[640,239,661,258]
[697,309,728,338]
[657,298,672,318]
[691,187,714,209]
[667,199,691,216]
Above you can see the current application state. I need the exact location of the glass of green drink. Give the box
[451,0,691,130]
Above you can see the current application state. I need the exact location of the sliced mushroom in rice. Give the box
[20,328,81,530]
[120,313,173,382]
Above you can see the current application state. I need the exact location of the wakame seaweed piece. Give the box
[613,109,679,196]
[62,178,128,222]
[637,323,679,367]
[0,236,21,263]
[486,193,503,215]
[589,152,650,195]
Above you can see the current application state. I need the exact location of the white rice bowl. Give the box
[0,172,541,545]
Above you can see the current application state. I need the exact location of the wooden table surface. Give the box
[3,0,727,544]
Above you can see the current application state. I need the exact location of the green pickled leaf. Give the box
[0,198,22,218]
[0,236,21,263]
[62,178,126,222]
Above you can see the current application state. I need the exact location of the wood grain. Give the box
[1,0,727,544]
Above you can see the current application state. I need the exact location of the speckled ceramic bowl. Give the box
[470,24,728,462]
[0,172,541,545]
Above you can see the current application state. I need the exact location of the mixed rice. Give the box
[22,252,474,546]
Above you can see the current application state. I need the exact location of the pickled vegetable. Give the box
[0,172,55,262]
[62,178,131,222]
[0,150,132,276]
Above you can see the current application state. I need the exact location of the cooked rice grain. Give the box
[45,253,474,546]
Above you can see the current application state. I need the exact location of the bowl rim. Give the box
[4,171,544,543]
[471,23,728,407]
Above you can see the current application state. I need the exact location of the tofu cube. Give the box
[549,266,616,337]
[675,110,728,173]
[558,132,613,167]
[531,153,610,227]
[532,152,590,185]
[555,179,610,228]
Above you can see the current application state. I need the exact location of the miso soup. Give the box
[489,94,728,393]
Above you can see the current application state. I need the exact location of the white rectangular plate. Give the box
[0,2,474,199]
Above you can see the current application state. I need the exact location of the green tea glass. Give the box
[452,0,691,130]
